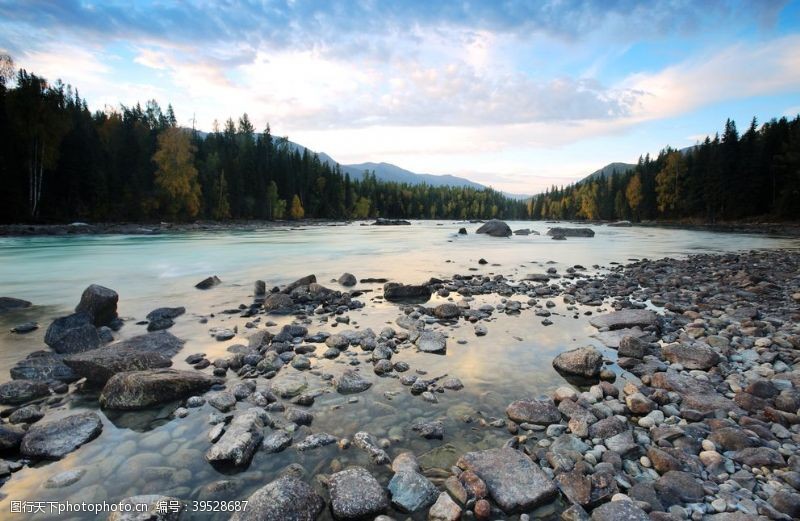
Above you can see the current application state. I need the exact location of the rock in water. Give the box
[206,408,266,467]
[336,369,372,394]
[552,346,603,378]
[476,219,512,237]
[99,369,222,410]
[283,274,316,293]
[44,312,101,354]
[329,466,388,519]
[0,296,32,312]
[373,218,411,225]
[428,492,462,521]
[338,273,357,286]
[0,379,50,405]
[65,348,171,385]
[434,303,460,319]
[589,309,657,330]
[388,470,438,512]
[195,275,221,289]
[75,284,118,326]
[231,476,325,521]
[383,283,432,302]
[607,220,632,227]
[108,495,183,521]
[506,399,560,425]
[458,227,467,235]
[263,293,294,313]
[457,447,557,513]
[415,330,447,354]
[20,412,102,460]
[10,352,77,382]
[546,227,595,237]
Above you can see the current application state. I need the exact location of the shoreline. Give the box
[1,218,800,238]
[0,245,799,519]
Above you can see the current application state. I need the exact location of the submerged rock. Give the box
[388,469,438,513]
[10,352,77,382]
[100,369,222,410]
[0,296,32,312]
[20,412,102,460]
[506,399,560,425]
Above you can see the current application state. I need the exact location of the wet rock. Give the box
[546,227,594,237]
[195,276,221,289]
[769,490,800,518]
[384,283,432,302]
[476,219,512,237]
[552,347,603,378]
[708,427,757,451]
[0,296,32,312]
[44,468,86,489]
[617,335,650,358]
[506,399,560,425]
[10,352,77,382]
[339,273,357,286]
[388,470,438,513]
[392,452,421,474]
[353,431,390,464]
[590,500,649,521]
[416,330,447,354]
[589,309,657,330]
[329,466,388,519]
[207,391,237,412]
[10,321,38,334]
[411,419,444,440]
[456,447,557,513]
[428,492,462,521]
[100,369,222,410]
[336,369,372,394]
[458,227,467,235]
[263,293,294,313]
[64,339,177,385]
[434,303,460,319]
[230,475,324,521]
[0,424,25,451]
[44,312,101,354]
[732,446,785,468]
[75,284,118,326]
[20,412,102,460]
[206,408,266,467]
[262,430,292,453]
[295,433,337,451]
[9,404,44,424]
[662,342,720,370]
[0,379,49,405]
[625,392,655,415]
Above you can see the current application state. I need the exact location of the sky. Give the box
[1,1,799,194]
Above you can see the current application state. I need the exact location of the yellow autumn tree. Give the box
[289,194,305,220]
[626,173,643,221]
[152,127,201,220]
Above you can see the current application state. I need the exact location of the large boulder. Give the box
[329,466,388,519]
[383,283,432,302]
[0,297,32,312]
[44,312,101,354]
[230,476,324,521]
[20,412,102,460]
[662,343,720,370]
[0,379,49,405]
[64,331,184,384]
[589,309,657,330]
[457,448,557,513]
[552,347,603,378]
[99,369,222,410]
[506,399,560,425]
[476,219,512,237]
[206,408,267,467]
[75,284,118,326]
[546,227,595,237]
[10,352,77,382]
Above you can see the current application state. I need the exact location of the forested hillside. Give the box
[529,117,800,221]
[0,61,527,223]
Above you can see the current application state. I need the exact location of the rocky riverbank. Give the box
[0,248,799,520]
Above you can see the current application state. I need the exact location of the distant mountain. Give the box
[277,139,486,190]
[580,162,636,183]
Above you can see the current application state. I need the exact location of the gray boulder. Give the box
[263,293,294,313]
[662,342,720,370]
[589,309,657,330]
[329,466,388,519]
[206,408,267,467]
[384,283,432,302]
[195,276,221,289]
[546,227,595,237]
[0,297,32,312]
[10,352,77,382]
[506,399,560,425]
[0,379,49,405]
[476,219,512,237]
[388,470,438,513]
[75,284,118,326]
[335,369,372,394]
[415,330,447,354]
[44,312,101,354]
[100,369,222,410]
[230,476,324,521]
[552,346,603,378]
[590,500,649,520]
[20,412,102,460]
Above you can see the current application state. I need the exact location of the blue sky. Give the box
[1,0,799,193]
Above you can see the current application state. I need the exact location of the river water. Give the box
[0,221,797,520]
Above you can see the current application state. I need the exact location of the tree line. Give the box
[0,58,528,223]
[529,116,800,222]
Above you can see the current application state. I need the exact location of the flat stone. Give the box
[0,379,49,405]
[262,430,292,453]
[20,412,102,460]
[100,369,222,410]
[10,352,77,382]
[206,408,266,467]
[654,470,704,507]
[456,447,557,513]
[388,470,438,512]
[64,342,174,385]
[589,309,657,330]
[0,296,32,311]
[428,491,462,521]
[44,468,87,488]
[230,476,324,521]
[329,466,388,519]
[416,330,447,354]
[590,500,649,521]
[662,343,720,370]
[732,447,785,468]
[506,399,560,425]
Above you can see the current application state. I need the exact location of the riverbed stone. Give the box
[590,500,649,521]
[662,342,720,370]
[64,345,173,385]
[388,470,438,513]
[552,346,603,378]
[100,369,222,410]
[10,352,78,382]
[506,399,560,425]
[206,408,266,467]
[0,379,49,405]
[589,310,657,330]
[44,312,101,354]
[456,447,557,513]
[335,369,372,394]
[20,412,102,460]
[428,492,462,521]
[329,466,388,519]
[654,470,704,507]
[415,330,447,353]
[230,475,324,521]
[75,284,118,326]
